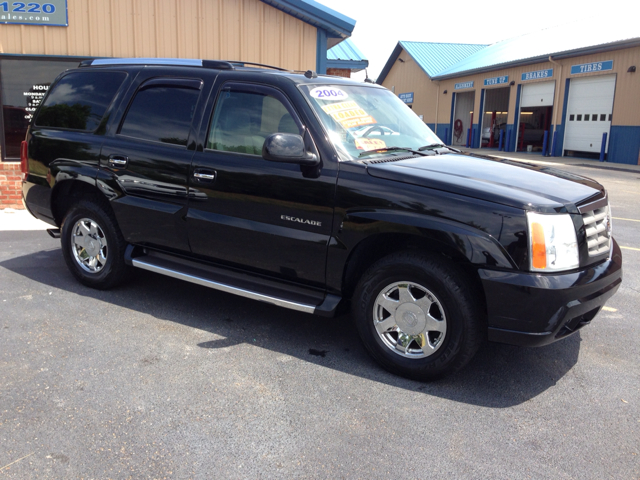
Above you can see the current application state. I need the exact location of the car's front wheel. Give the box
[60,199,129,289]
[352,251,484,381]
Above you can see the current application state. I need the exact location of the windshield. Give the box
[298,84,443,160]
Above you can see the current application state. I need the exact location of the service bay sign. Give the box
[484,75,509,86]
[0,0,68,26]
[454,81,474,90]
[570,60,613,75]
[521,68,553,81]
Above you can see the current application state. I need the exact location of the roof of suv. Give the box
[79,57,383,88]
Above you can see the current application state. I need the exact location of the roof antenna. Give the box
[364,68,375,83]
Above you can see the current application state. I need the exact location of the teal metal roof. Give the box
[377,41,487,84]
[327,38,368,71]
[433,17,640,79]
[260,0,355,39]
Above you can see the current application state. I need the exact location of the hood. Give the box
[365,152,604,213]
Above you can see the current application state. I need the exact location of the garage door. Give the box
[521,81,555,107]
[564,75,616,154]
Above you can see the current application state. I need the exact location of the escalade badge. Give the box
[281,215,322,227]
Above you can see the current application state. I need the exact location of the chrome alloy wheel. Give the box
[71,218,108,273]
[373,281,447,358]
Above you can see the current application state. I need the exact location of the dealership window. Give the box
[1,57,84,160]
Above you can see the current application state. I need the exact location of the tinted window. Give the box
[207,88,300,155]
[35,71,126,131]
[119,85,200,146]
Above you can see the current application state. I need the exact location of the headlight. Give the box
[527,212,579,272]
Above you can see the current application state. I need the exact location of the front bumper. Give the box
[479,239,623,347]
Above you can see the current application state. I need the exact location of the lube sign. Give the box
[484,75,508,86]
[571,61,613,75]
[0,0,68,26]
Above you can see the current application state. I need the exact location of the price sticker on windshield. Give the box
[310,87,348,100]
[355,138,386,151]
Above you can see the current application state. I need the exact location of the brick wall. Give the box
[326,68,351,78]
[0,162,24,209]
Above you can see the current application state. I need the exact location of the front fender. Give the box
[326,208,519,293]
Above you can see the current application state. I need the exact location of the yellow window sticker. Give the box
[355,138,387,151]
[321,101,359,114]
[340,116,377,129]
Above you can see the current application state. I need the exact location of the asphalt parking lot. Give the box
[1,160,638,479]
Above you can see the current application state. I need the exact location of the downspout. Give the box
[548,56,562,128]
[434,80,440,131]
[548,56,562,155]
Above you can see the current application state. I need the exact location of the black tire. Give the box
[352,251,484,381]
[60,199,130,289]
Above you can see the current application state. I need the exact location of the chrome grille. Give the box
[581,205,611,256]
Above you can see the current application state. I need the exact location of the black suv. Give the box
[21,58,622,380]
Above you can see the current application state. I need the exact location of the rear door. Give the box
[101,73,209,252]
[186,77,338,287]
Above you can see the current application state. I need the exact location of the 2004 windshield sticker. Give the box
[310,87,348,100]
[321,101,377,129]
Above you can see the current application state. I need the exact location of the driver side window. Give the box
[207,87,301,155]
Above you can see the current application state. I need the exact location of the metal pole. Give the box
[505,129,511,152]
[466,128,471,148]
[498,129,504,151]
[551,130,558,157]
[599,132,608,162]
[542,131,549,156]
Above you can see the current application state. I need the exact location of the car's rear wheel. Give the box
[352,251,483,381]
[61,199,129,289]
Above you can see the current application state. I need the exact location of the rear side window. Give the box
[119,84,201,146]
[35,71,126,131]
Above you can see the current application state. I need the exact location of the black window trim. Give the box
[204,81,304,156]
[115,76,204,148]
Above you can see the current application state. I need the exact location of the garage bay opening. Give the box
[451,91,475,147]
[516,81,555,154]
[481,87,509,150]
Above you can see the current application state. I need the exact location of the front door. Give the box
[186,80,338,287]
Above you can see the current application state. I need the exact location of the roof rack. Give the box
[78,58,290,72]
[224,61,289,71]
[79,58,235,70]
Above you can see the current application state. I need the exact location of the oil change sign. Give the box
[0,0,68,26]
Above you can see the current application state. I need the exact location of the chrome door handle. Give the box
[193,169,216,182]
[109,155,128,168]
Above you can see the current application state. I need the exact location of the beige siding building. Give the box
[379,21,640,166]
[0,0,356,208]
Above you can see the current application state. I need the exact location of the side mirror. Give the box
[262,133,319,166]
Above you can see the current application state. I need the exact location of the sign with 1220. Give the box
[0,0,68,26]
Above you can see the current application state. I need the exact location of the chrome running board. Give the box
[127,249,340,316]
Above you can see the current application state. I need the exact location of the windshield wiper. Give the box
[418,143,460,154]
[358,146,430,158]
